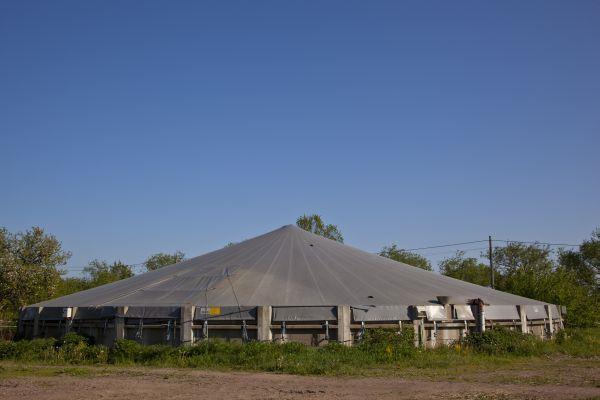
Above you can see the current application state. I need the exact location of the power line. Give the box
[63,261,147,271]
[404,240,488,251]
[403,238,579,252]
[415,246,488,256]
[494,239,579,247]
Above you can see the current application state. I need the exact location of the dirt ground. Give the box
[1,360,599,400]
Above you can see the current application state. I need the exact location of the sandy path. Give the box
[2,368,600,400]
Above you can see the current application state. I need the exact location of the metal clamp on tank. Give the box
[165,320,172,342]
[357,321,366,342]
[202,320,208,339]
[135,319,144,341]
[241,320,249,343]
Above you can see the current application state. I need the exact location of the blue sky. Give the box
[1,1,599,274]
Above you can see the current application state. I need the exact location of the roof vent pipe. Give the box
[437,296,467,305]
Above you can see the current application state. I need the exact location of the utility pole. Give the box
[488,235,494,289]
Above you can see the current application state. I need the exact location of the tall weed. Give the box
[1,328,597,375]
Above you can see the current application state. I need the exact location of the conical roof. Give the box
[35,225,544,308]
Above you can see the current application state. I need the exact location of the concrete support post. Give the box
[517,305,527,334]
[257,306,272,342]
[336,305,352,346]
[115,306,127,342]
[32,307,43,338]
[412,320,420,348]
[180,304,194,345]
[545,305,554,337]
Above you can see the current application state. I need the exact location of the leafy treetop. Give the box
[439,250,492,286]
[0,227,71,318]
[379,244,432,271]
[296,214,344,243]
[144,251,186,271]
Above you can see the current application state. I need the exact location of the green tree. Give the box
[55,276,90,297]
[296,214,344,242]
[492,242,555,300]
[0,227,71,318]
[558,228,599,293]
[56,260,137,297]
[83,259,134,286]
[144,251,186,271]
[550,265,598,327]
[379,244,432,271]
[492,241,599,328]
[439,251,492,286]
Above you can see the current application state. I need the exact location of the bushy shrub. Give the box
[55,333,107,364]
[58,332,93,347]
[81,344,109,363]
[181,339,240,358]
[0,340,17,359]
[463,327,545,356]
[110,339,144,363]
[110,341,188,365]
[138,345,178,364]
[358,327,415,360]
[18,338,57,361]
[0,338,57,361]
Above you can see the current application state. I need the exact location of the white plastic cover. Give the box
[272,306,336,322]
[123,306,180,319]
[352,305,411,321]
[454,305,475,320]
[526,305,548,320]
[74,307,116,320]
[425,305,446,321]
[484,305,520,320]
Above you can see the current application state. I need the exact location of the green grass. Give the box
[0,328,598,377]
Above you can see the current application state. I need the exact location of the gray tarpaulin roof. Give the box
[31,225,546,309]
